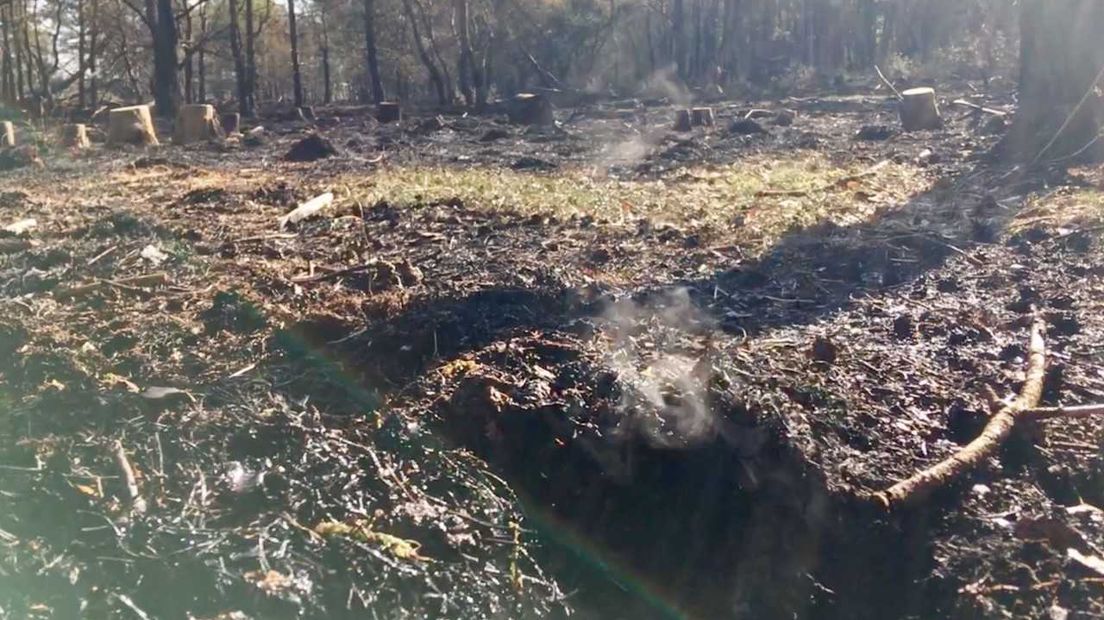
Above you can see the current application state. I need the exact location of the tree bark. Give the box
[401,0,447,105]
[150,0,180,117]
[287,0,304,107]
[1003,0,1104,162]
[363,0,385,103]
[77,0,86,108]
[228,0,250,116]
[318,2,332,104]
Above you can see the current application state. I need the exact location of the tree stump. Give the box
[107,105,160,146]
[899,88,942,131]
[691,107,715,127]
[673,109,693,132]
[0,121,14,147]
[173,104,223,145]
[221,113,241,135]
[62,124,90,149]
[376,102,402,123]
[508,93,554,126]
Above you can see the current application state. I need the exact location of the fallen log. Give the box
[873,319,1046,509]
[952,99,1009,117]
[1030,404,1104,420]
[279,191,334,229]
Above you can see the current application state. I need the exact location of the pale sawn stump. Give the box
[107,105,160,146]
[173,104,224,144]
[899,87,943,131]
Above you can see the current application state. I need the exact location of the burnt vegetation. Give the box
[1,1,1104,619]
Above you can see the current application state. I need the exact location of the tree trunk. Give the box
[1,5,14,105]
[1004,0,1104,162]
[319,4,332,104]
[244,0,256,114]
[363,0,385,103]
[77,0,86,108]
[88,0,98,106]
[183,10,194,103]
[197,4,207,102]
[287,0,304,107]
[455,0,474,106]
[151,0,180,117]
[228,0,250,116]
[401,0,447,105]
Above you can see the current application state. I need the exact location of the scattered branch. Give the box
[874,65,903,100]
[873,319,1046,509]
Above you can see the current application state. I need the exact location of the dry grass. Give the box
[1011,186,1104,233]
[340,153,929,251]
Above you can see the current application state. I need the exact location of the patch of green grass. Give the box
[343,153,926,250]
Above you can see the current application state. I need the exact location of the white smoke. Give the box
[598,288,719,451]
[642,64,693,106]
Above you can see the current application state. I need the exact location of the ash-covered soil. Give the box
[0,86,1102,620]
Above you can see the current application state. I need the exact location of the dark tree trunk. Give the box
[197,4,207,102]
[401,0,447,105]
[1004,0,1104,162]
[77,0,86,108]
[149,0,179,117]
[228,0,250,115]
[319,4,332,104]
[245,0,256,114]
[88,0,98,106]
[183,10,193,103]
[455,0,474,105]
[2,5,14,105]
[363,0,385,103]
[287,0,304,106]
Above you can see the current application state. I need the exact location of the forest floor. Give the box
[1,86,1103,620]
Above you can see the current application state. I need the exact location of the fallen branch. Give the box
[1029,403,1104,420]
[112,440,147,514]
[874,65,903,101]
[952,99,1008,117]
[873,319,1046,509]
[55,272,170,301]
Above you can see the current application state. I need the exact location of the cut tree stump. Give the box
[899,87,943,131]
[61,124,90,148]
[173,104,223,145]
[221,113,241,135]
[0,121,14,147]
[508,93,555,126]
[107,105,159,147]
[691,107,715,127]
[673,109,693,132]
[377,102,402,124]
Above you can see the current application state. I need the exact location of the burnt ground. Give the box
[1,86,1103,619]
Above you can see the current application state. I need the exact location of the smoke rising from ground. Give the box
[598,288,719,452]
